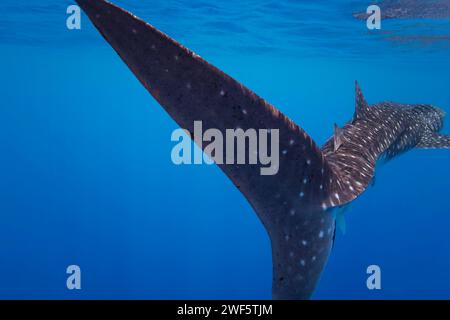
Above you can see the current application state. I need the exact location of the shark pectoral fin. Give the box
[417,133,450,149]
[354,81,370,120]
[336,210,347,235]
[333,205,349,235]
[78,0,340,300]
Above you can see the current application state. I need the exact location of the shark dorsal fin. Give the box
[333,123,344,152]
[354,81,369,120]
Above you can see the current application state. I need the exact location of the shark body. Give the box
[76,0,450,299]
[354,0,450,20]
[323,84,448,199]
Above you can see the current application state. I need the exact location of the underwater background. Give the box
[1,0,450,299]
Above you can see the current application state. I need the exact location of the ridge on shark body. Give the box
[76,0,450,300]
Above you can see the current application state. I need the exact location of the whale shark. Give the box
[76,0,450,299]
[353,0,450,45]
[354,0,450,20]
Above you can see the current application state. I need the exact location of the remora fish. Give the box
[76,0,450,299]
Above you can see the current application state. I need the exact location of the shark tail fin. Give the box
[77,0,338,300]
[417,133,450,149]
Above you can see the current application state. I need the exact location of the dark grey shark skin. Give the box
[76,0,450,299]
[354,0,450,20]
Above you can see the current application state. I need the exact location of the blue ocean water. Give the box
[0,0,450,299]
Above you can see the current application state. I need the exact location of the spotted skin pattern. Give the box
[322,83,448,206]
[76,0,449,300]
